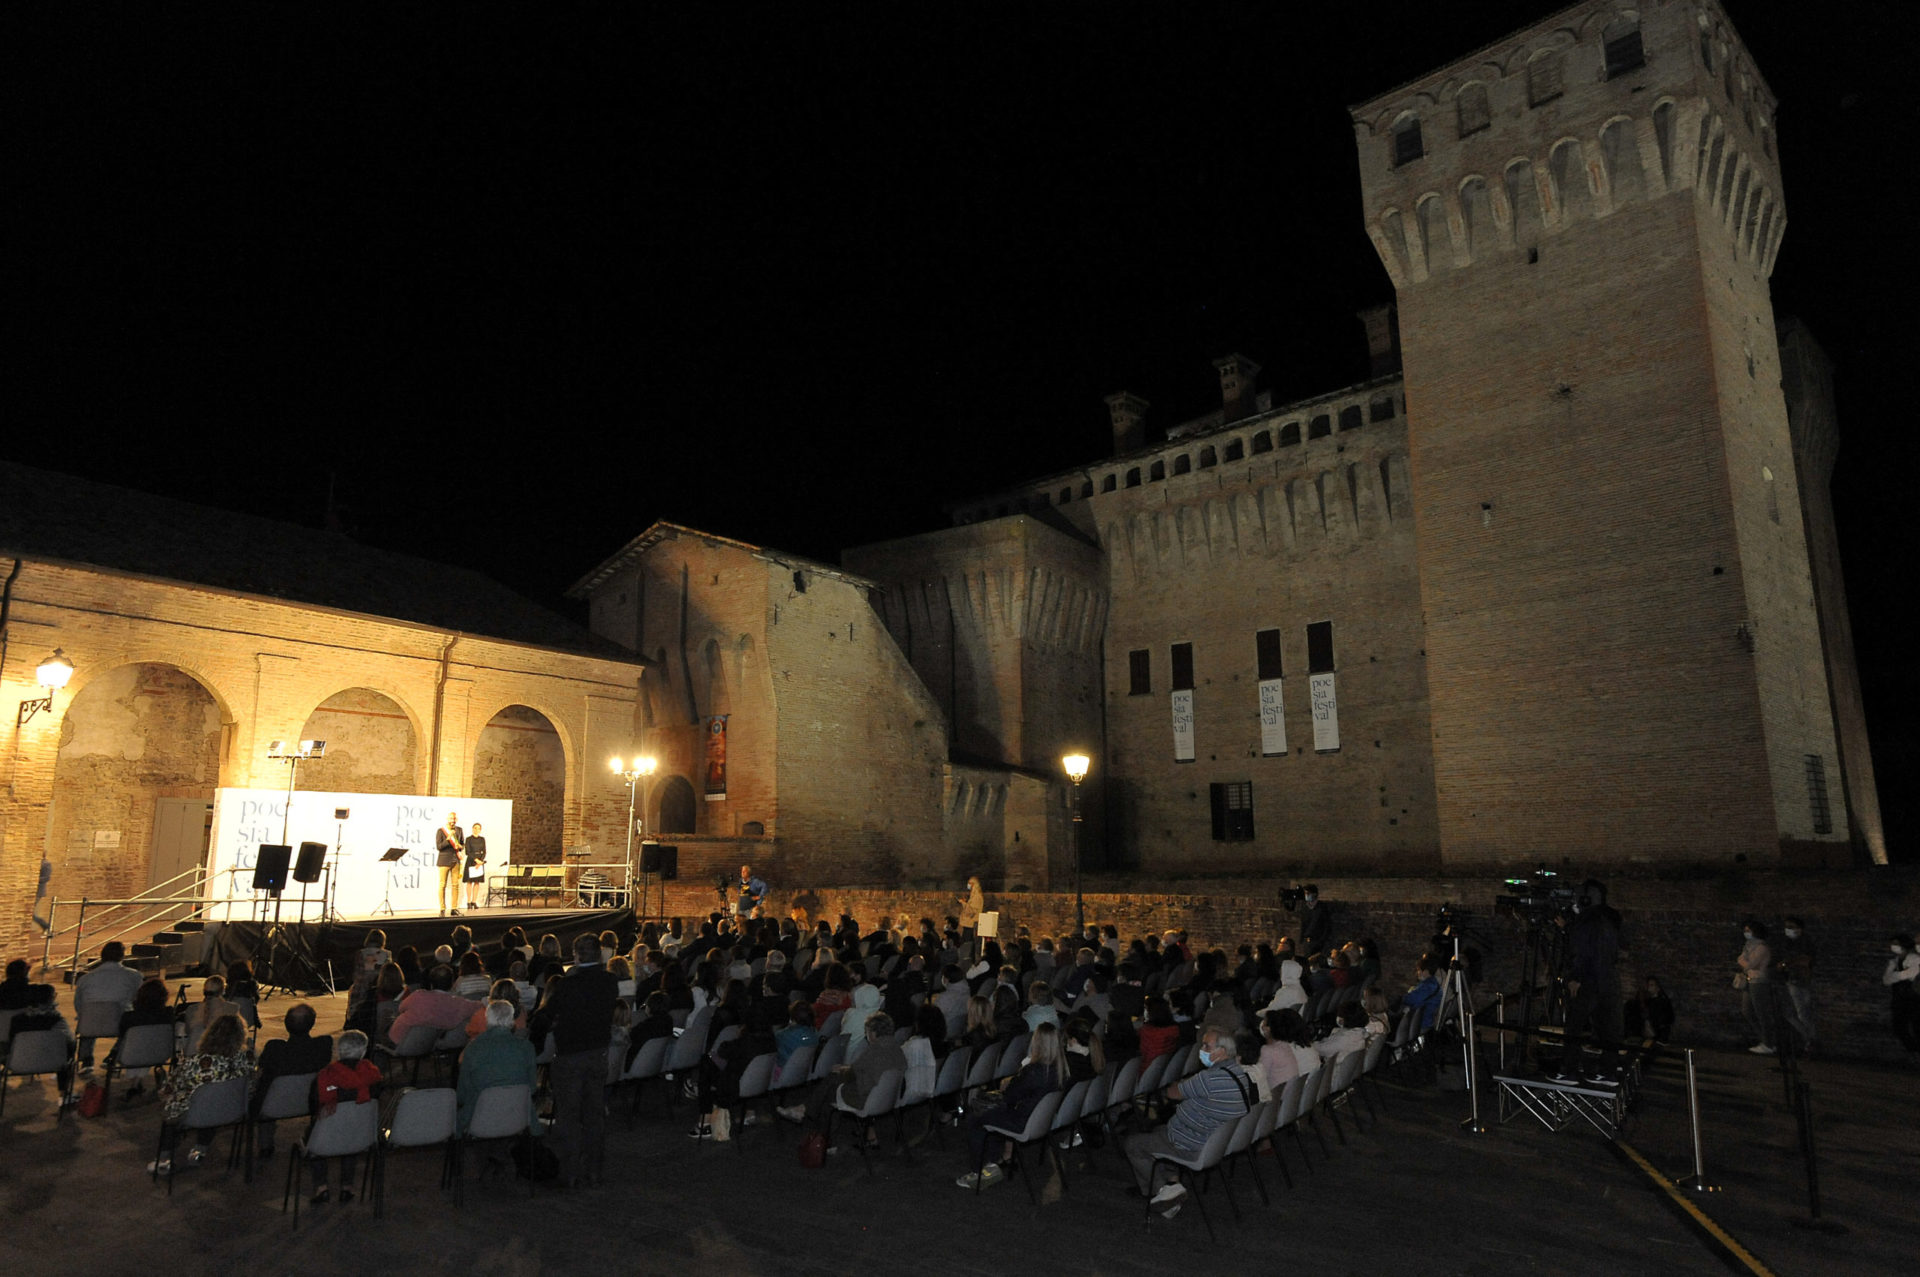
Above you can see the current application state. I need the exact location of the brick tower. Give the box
[1352,1,1856,863]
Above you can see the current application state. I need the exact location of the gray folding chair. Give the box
[458,1083,534,1206]
[1,1028,75,1118]
[284,1099,378,1229]
[156,1074,250,1193]
[105,1022,176,1111]
[75,1001,123,1067]
[376,1087,458,1215]
[978,1089,1064,1204]
[829,1068,903,1176]
[1222,1099,1274,1207]
[727,1052,776,1153]
[388,1023,441,1084]
[995,1033,1031,1083]
[1044,1079,1089,1192]
[808,1033,848,1082]
[1147,1115,1238,1240]
[618,1036,670,1124]
[251,1070,318,1161]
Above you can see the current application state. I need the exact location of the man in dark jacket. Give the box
[531,934,618,1187]
[1553,879,1623,1083]
[252,1003,334,1157]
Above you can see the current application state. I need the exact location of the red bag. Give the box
[798,1131,826,1168]
[77,1082,108,1118]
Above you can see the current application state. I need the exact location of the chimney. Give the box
[1104,391,1149,455]
[1213,353,1262,423]
[1358,304,1401,378]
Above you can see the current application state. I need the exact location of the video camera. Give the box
[1279,885,1306,911]
[1494,867,1578,926]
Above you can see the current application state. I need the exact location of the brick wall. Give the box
[296,686,419,795]
[473,704,566,861]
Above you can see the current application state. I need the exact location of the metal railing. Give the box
[37,862,259,978]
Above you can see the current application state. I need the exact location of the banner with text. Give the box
[1309,673,1340,752]
[705,715,728,800]
[1258,678,1287,756]
[206,789,514,919]
[1171,689,1196,762]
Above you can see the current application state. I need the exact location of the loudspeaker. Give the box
[657,845,678,880]
[640,841,663,873]
[292,841,327,883]
[253,844,292,894]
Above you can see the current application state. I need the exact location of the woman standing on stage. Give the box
[462,821,489,912]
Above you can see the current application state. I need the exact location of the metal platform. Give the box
[1495,1056,1641,1138]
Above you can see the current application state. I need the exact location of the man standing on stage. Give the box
[435,812,464,917]
[735,864,766,919]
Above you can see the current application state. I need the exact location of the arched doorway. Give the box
[656,775,698,836]
[473,705,566,861]
[50,662,222,902]
[295,688,419,794]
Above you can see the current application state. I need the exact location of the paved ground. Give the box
[1,985,1909,1275]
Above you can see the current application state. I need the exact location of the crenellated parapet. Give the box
[1352,1,1784,285]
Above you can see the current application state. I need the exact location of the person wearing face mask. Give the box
[1735,920,1776,1055]
[1772,916,1817,1056]
[1123,1023,1254,1219]
[1883,935,1920,1058]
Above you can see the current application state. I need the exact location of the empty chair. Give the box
[1263,1074,1304,1188]
[808,1033,848,1083]
[617,1036,670,1124]
[375,1086,458,1215]
[2,1028,76,1119]
[458,1083,533,1205]
[283,1099,379,1228]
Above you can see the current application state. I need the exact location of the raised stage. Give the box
[206,905,635,992]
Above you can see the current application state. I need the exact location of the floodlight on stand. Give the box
[19,648,74,725]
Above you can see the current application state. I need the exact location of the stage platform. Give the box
[206,905,635,992]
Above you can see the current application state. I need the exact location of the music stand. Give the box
[374,846,409,917]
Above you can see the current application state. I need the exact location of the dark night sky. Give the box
[8,2,1915,855]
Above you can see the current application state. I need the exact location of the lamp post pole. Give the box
[611,754,657,914]
[1063,753,1090,935]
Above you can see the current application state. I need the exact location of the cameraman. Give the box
[1295,885,1331,960]
[1551,879,1622,1084]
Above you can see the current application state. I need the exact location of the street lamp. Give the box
[18,648,73,726]
[611,754,658,913]
[1062,752,1090,934]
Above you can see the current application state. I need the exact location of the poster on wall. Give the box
[705,715,728,800]
[206,789,513,919]
[1258,679,1287,756]
[1170,689,1196,762]
[1308,673,1340,753]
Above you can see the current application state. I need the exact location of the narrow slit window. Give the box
[1604,21,1645,78]
[1255,628,1284,680]
[1170,642,1195,692]
[1128,649,1151,696]
[1804,754,1832,835]
[1392,116,1424,167]
[1306,621,1335,674]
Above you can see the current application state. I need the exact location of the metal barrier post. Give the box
[1674,1047,1718,1193]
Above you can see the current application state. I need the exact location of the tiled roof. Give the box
[0,460,639,662]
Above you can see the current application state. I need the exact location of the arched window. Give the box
[1603,18,1645,78]
[1059,487,1073,504]
[1198,447,1217,469]
[1172,454,1191,475]
[1391,114,1424,167]
[1601,119,1646,205]
[1223,440,1244,462]
[1506,158,1544,243]
[1251,430,1272,454]
[1528,49,1564,107]
[1102,474,1117,493]
[1278,422,1301,447]
[1338,406,1363,432]
[1149,460,1166,481]
[1125,467,1142,488]
[1080,480,1094,498]
[1308,415,1331,440]
[1369,395,1395,422]
[1456,83,1490,137]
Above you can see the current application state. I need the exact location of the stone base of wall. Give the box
[737,866,1919,1065]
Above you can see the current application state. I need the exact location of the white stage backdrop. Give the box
[207,789,514,920]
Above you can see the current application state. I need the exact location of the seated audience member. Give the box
[372,964,408,1048]
[1023,981,1061,1034]
[956,1022,1068,1189]
[0,958,44,1024]
[467,979,527,1039]
[958,996,997,1054]
[1315,1000,1372,1063]
[452,951,491,999]
[181,976,240,1054]
[1623,976,1676,1045]
[934,964,971,1038]
[393,946,424,990]
[151,1012,252,1177]
[777,1012,907,1143]
[449,925,474,965]
[527,934,564,987]
[842,981,886,1062]
[1363,988,1391,1036]
[386,963,477,1046]
[989,983,1024,1041]
[484,931,521,980]
[913,1000,951,1060]
[307,1031,382,1204]
[1255,1010,1303,1101]
[811,963,856,1030]
[1138,995,1180,1066]
[1124,1024,1256,1218]
[10,983,78,1103]
[692,1004,777,1139]
[625,991,677,1069]
[113,977,177,1090]
[252,1003,334,1158]
[1062,1014,1104,1083]
[72,940,146,1070]
[775,1000,819,1069]
[1402,957,1444,1032]
[458,1001,536,1136]
[345,929,392,1032]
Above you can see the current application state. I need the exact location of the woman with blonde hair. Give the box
[957,1021,1066,1189]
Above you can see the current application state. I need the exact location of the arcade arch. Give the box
[472,704,567,861]
[294,687,421,794]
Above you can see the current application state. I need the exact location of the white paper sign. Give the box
[1309,672,1340,752]
[206,788,514,919]
[1258,678,1287,756]
[1171,689,1196,762]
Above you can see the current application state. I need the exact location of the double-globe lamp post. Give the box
[1063,752,1090,934]
[610,754,657,911]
